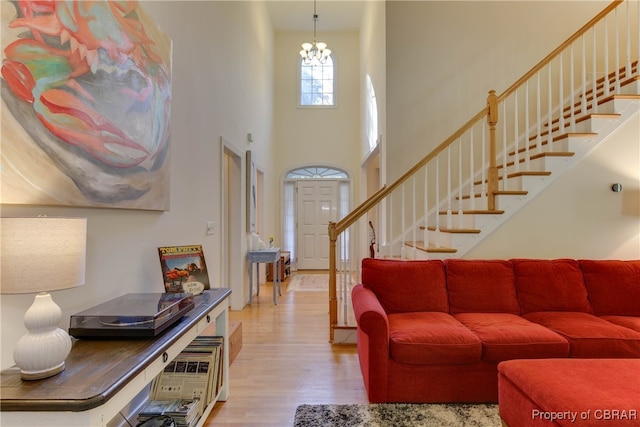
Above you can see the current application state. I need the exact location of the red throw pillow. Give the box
[361,258,448,314]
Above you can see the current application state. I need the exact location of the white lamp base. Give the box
[13,293,72,380]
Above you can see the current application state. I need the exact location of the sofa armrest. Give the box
[352,284,391,402]
[352,284,390,340]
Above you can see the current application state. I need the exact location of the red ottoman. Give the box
[498,359,640,427]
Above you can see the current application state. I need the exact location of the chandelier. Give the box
[299,0,331,65]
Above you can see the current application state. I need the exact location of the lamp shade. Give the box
[1,217,87,294]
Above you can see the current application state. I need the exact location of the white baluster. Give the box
[514,91,520,172]
[424,164,428,249]
[548,64,553,151]
[537,71,542,151]
[593,27,598,113]
[389,193,393,257]
[502,102,508,190]
[481,121,487,210]
[458,137,463,228]
[401,183,406,259]
[435,155,441,247]
[615,7,621,93]
[569,44,575,132]
[581,35,587,116]
[412,175,416,259]
[469,129,476,210]
[605,17,610,96]
[559,53,565,133]
[524,81,530,168]
[447,146,452,229]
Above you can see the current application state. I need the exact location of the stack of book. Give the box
[145,336,224,424]
[137,399,199,427]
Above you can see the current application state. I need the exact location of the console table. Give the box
[247,248,282,304]
[0,288,231,427]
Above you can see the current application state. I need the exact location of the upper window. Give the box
[299,55,335,106]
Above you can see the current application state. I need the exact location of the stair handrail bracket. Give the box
[328,0,639,342]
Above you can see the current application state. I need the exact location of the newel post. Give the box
[487,90,499,211]
[328,221,338,342]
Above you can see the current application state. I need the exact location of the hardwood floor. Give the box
[204,273,368,426]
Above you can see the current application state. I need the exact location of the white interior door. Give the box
[297,180,338,270]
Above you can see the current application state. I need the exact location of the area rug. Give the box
[287,274,329,292]
[293,403,500,427]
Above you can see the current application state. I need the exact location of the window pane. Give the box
[299,55,335,106]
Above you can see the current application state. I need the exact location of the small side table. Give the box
[247,248,282,305]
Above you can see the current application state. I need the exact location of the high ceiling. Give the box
[266,1,367,32]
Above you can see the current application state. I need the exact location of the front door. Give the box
[297,180,338,270]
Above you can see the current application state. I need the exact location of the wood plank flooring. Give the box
[204,273,368,426]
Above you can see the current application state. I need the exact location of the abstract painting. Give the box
[1,1,172,210]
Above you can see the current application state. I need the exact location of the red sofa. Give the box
[352,258,640,403]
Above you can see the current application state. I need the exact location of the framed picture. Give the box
[246,150,256,232]
[158,245,210,293]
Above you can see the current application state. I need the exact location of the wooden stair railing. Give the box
[328,0,638,342]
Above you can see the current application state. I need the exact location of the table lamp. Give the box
[1,217,87,380]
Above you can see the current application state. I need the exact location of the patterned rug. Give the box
[287,274,329,292]
[293,403,500,427]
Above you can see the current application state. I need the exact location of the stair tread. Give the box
[424,226,481,234]
[405,241,457,253]
[495,190,528,195]
[472,171,550,187]
[498,151,574,169]
[437,209,505,215]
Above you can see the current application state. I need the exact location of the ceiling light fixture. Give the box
[299,0,331,65]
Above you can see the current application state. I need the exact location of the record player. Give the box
[70,293,195,338]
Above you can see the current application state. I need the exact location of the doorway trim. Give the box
[220,137,243,310]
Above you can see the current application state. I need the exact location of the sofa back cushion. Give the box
[445,259,520,314]
[580,260,640,316]
[512,259,592,314]
[361,258,448,314]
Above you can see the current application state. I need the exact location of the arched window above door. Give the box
[286,166,348,179]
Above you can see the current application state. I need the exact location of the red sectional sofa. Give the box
[351,258,640,403]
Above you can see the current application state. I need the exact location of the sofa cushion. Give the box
[454,313,569,363]
[512,259,591,314]
[388,312,481,365]
[523,311,640,358]
[445,259,519,314]
[362,258,448,314]
[580,260,640,316]
[601,315,640,333]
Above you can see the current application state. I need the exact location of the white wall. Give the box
[1,1,275,369]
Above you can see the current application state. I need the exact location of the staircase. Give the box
[328,0,639,343]
[406,69,639,260]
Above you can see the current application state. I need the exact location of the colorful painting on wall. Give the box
[1,1,172,210]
